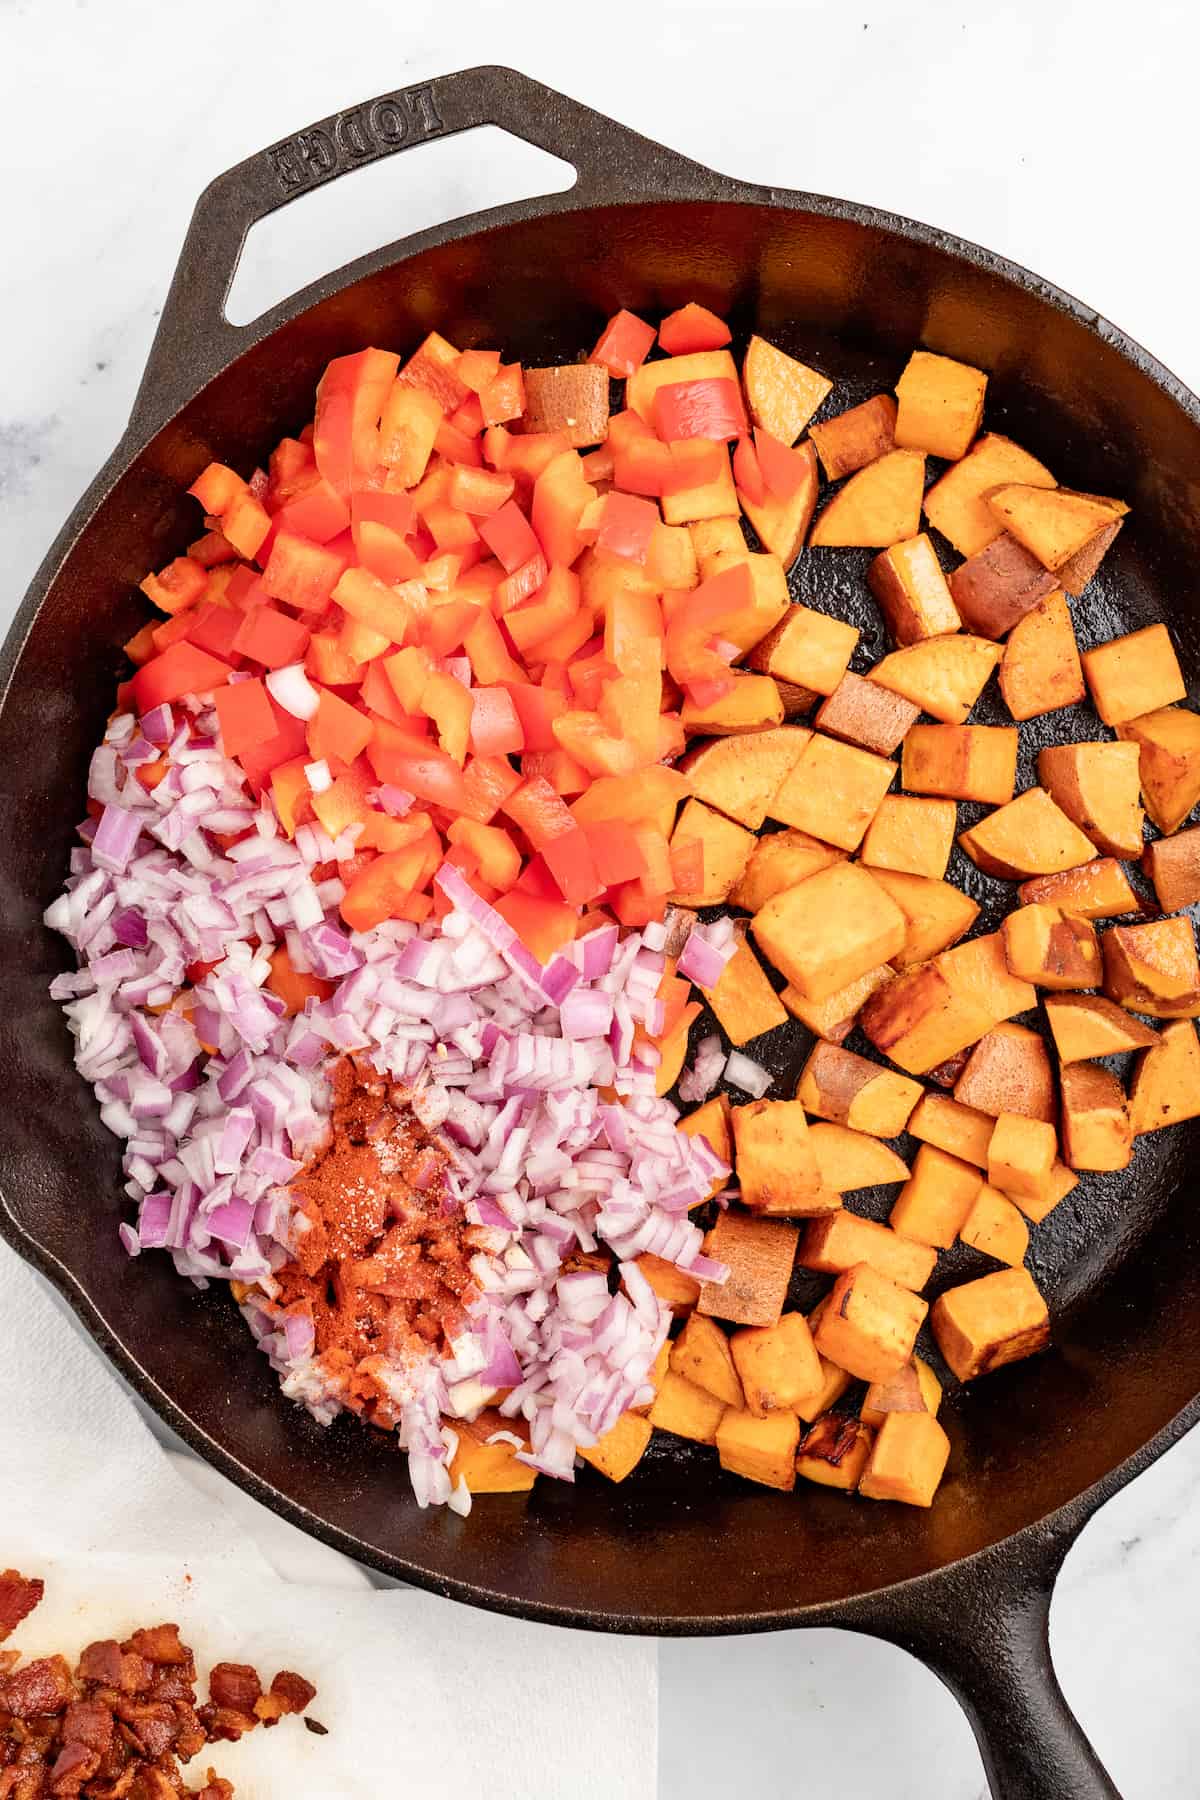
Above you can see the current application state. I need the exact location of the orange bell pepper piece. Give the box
[421,671,473,766]
[531,451,596,567]
[271,757,316,837]
[141,556,208,617]
[266,946,335,1016]
[494,891,578,963]
[377,383,442,487]
[333,567,415,644]
[460,754,524,824]
[658,303,732,355]
[446,818,522,891]
[551,710,639,778]
[306,689,374,766]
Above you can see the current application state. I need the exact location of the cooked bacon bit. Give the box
[0,1572,44,1644]
[304,1716,329,1737]
[0,1573,317,1798]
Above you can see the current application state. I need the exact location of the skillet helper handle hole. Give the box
[128,65,710,437]
[845,1526,1121,1800]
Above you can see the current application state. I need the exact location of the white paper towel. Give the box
[0,1239,657,1798]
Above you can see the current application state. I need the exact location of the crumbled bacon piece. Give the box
[0,1575,44,1647]
[0,1654,74,1718]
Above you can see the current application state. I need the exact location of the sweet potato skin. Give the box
[1143,828,1200,912]
[809,393,897,481]
[949,533,1057,638]
[521,363,609,446]
[796,1042,922,1137]
[815,672,919,757]
[923,431,1056,558]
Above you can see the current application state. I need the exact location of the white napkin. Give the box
[0,1239,657,1798]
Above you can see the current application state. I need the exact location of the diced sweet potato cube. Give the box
[959,1184,1029,1266]
[729,827,844,910]
[809,393,897,481]
[902,723,1019,806]
[1082,624,1186,727]
[1059,1062,1132,1171]
[681,726,810,832]
[931,1267,1050,1380]
[769,733,897,851]
[704,938,788,1045]
[637,1253,701,1317]
[743,336,831,444]
[859,960,995,1076]
[1057,516,1123,595]
[794,1328,856,1422]
[986,1112,1057,1203]
[1008,1159,1078,1225]
[716,1405,800,1490]
[739,443,820,565]
[1001,903,1101,991]
[861,1354,942,1428]
[809,449,926,547]
[669,799,756,905]
[521,363,609,446]
[870,634,1002,726]
[959,788,1098,881]
[923,432,1056,558]
[859,1411,951,1506]
[681,674,784,736]
[796,1043,922,1138]
[733,1098,822,1209]
[780,964,895,1044]
[808,1122,909,1191]
[697,1212,798,1327]
[948,533,1058,638]
[662,453,739,526]
[751,862,907,1000]
[1143,828,1200,912]
[894,349,986,461]
[1017,858,1141,919]
[795,1415,874,1490]
[953,1022,1054,1123]
[1103,918,1200,1017]
[814,672,919,757]
[669,1313,745,1408]
[1043,993,1157,1063]
[1129,1020,1200,1135]
[450,1410,537,1493]
[939,933,1038,1028]
[814,1262,928,1382]
[628,347,739,421]
[1117,705,1200,834]
[861,794,957,879]
[730,1311,823,1418]
[579,1410,653,1482]
[648,1370,727,1444]
[986,484,1127,571]
[907,1091,995,1167]
[799,1212,936,1293]
[1037,742,1144,860]
[867,868,980,968]
[867,533,961,645]
[889,1143,982,1247]
[998,592,1085,722]
[746,605,858,696]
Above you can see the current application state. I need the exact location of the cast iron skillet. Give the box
[2,66,1198,1800]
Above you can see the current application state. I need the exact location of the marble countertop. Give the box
[3,1,1199,1793]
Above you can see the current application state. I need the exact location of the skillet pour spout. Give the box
[3,67,1200,1800]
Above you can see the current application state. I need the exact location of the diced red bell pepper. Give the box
[382,645,436,713]
[340,834,441,932]
[524,606,592,666]
[479,362,525,428]
[463,608,525,686]
[130,643,232,712]
[607,879,667,929]
[732,435,767,506]
[313,348,401,497]
[494,891,578,963]
[632,825,674,895]
[189,462,245,515]
[421,670,473,767]
[355,521,422,584]
[152,612,195,655]
[434,420,484,466]
[123,622,160,666]
[657,303,732,355]
[422,501,479,554]
[531,451,595,567]
[338,615,391,666]
[611,432,675,497]
[333,567,415,645]
[367,722,468,812]
[237,698,310,788]
[261,532,350,614]
[213,678,277,757]
[186,602,244,664]
[272,477,352,544]
[504,681,566,752]
[541,823,601,905]
[477,499,542,574]
[468,686,524,757]
[653,378,747,443]
[501,774,577,851]
[551,710,639,778]
[665,562,755,689]
[589,309,657,378]
[396,331,469,413]
[424,599,482,657]
[494,553,549,614]
[447,465,516,517]
[232,604,311,669]
[224,566,263,610]
[456,348,502,393]
[664,438,727,493]
[141,556,208,616]
[221,490,273,561]
[449,393,486,439]
[307,689,374,766]
[187,530,238,569]
[378,383,443,487]
[521,748,590,796]
[267,437,316,506]
[596,492,660,564]
[753,424,811,500]
[504,566,580,656]
[307,631,360,687]
[460,754,523,824]
[583,819,649,885]
[669,837,705,893]
[485,427,572,487]
[446,817,521,890]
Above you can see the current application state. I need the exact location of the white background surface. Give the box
[3,2,1200,1795]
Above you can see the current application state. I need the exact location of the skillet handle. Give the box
[846,1522,1120,1799]
[129,65,711,434]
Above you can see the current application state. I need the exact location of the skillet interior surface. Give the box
[2,195,1199,1629]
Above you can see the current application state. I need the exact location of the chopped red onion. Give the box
[265,663,320,720]
[724,1049,773,1098]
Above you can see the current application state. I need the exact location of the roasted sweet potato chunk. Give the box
[697,1212,798,1327]
[860,1355,942,1430]
[809,393,897,481]
[889,1144,982,1247]
[998,592,1085,722]
[902,723,1019,806]
[780,963,895,1044]
[894,349,986,461]
[728,827,843,909]
[752,862,907,1000]
[923,432,1056,558]
[986,1112,1058,1205]
[1082,623,1186,727]
[907,1091,995,1167]
[1001,903,1101,991]
[716,1406,799,1489]
[1103,918,1200,1018]
[868,533,961,644]
[1129,1020,1200,1135]
[746,604,858,696]
[814,672,920,756]
[669,1313,745,1408]
[1007,1157,1078,1225]
[953,1022,1054,1123]
[859,960,994,1076]
[730,1311,823,1418]
[743,336,831,443]
[704,938,788,1045]
[1043,993,1157,1062]
[798,1213,936,1293]
[959,1184,1030,1267]
[795,1415,875,1490]
[796,1042,922,1137]
[680,725,810,832]
[870,634,1002,725]
[579,1410,653,1482]
[627,347,739,421]
[1143,828,1200,912]
[769,733,897,851]
[867,868,980,968]
[948,533,1058,639]
[733,1097,822,1210]
[1117,705,1200,834]
[931,1267,1049,1381]
[739,441,819,564]
[861,795,957,879]
[648,1370,726,1445]
[1017,858,1141,919]
[959,788,1098,881]
[809,449,925,547]
[669,799,756,905]
[637,1254,701,1317]
[1057,516,1123,596]
[680,674,784,736]
[1037,741,1144,860]
[859,1411,951,1507]
[1060,1062,1132,1171]
[521,363,609,446]
[450,1410,537,1493]
[986,484,1127,571]
[813,1262,928,1382]
[808,1122,910,1191]
[939,932,1038,1027]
